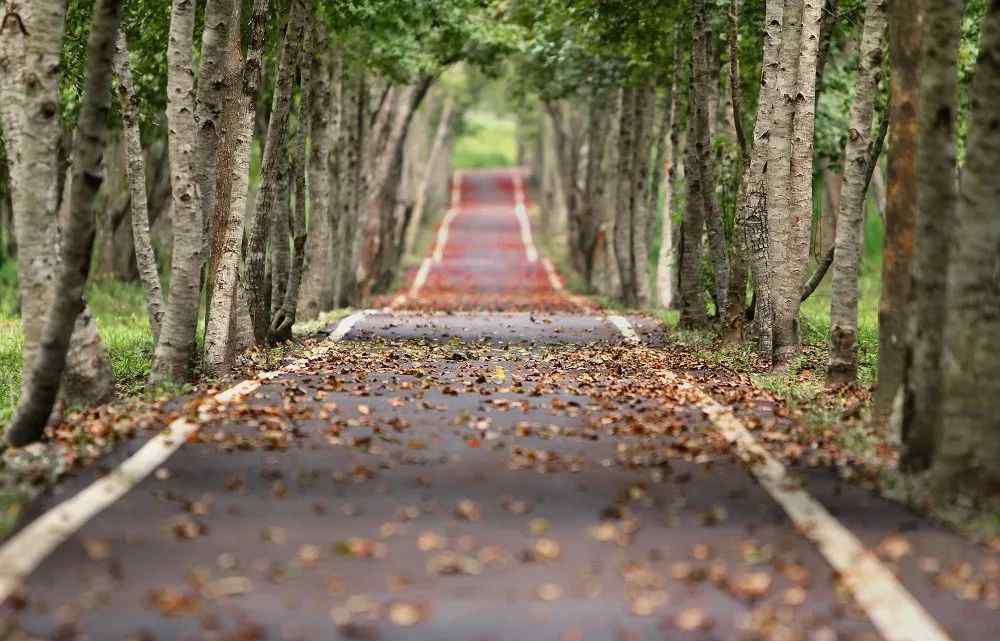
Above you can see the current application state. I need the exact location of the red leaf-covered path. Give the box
[1,169,996,641]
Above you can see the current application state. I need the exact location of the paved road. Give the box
[1,169,997,641]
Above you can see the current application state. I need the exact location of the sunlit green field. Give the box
[453,111,518,169]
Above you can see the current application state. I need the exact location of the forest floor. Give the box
[0,169,997,641]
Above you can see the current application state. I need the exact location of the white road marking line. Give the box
[0,310,376,602]
[432,208,458,265]
[512,173,539,263]
[606,315,953,641]
[606,314,641,344]
[408,258,433,299]
[392,171,465,309]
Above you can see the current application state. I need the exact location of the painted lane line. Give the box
[606,314,641,345]
[408,258,433,299]
[606,315,953,641]
[0,310,376,602]
[512,173,538,264]
[432,208,457,265]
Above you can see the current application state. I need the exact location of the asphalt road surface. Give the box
[1,169,997,641]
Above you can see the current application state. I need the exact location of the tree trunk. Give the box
[297,28,338,320]
[405,94,454,256]
[149,0,206,385]
[114,33,165,340]
[0,0,114,413]
[654,66,679,309]
[271,26,314,341]
[269,152,291,320]
[680,94,708,329]
[613,87,637,306]
[336,72,368,307]
[826,0,887,384]
[245,0,307,346]
[195,0,235,244]
[7,0,121,445]
[903,0,962,469]
[931,1,1000,502]
[203,0,269,375]
[738,0,785,364]
[874,0,924,423]
[770,0,824,369]
[693,1,730,318]
[630,83,657,308]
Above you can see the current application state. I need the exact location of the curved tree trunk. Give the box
[149,0,206,385]
[827,0,887,384]
[0,0,114,418]
[7,0,122,445]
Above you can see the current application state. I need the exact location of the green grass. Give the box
[453,111,518,169]
[0,263,158,420]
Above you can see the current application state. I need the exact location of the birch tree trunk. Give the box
[738,0,785,363]
[769,0,823,369]
[874,0,924,423]
[149,0,206,385]
[827,0,887,384]
[114,34,165,340]
[779,0,823,363]
[7,0,122,445]
[245,0,307,345]
[194,0,235,242]
[903,0,962,469]
[932,1,1000,502]
[203,0,269,375]
[0,0,114,414]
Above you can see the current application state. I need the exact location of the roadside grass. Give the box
[453,111,517,169]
